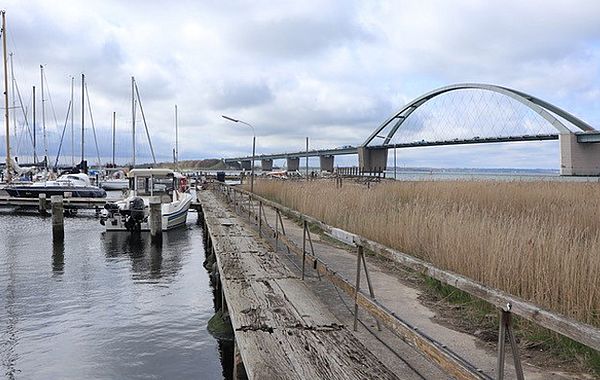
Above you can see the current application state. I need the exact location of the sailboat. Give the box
[2,11,12,184]
[99,78,192,232]
[5,72,106,198]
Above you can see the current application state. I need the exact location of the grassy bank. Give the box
[251,179,600,328]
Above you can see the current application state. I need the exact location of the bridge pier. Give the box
[560,133,600,176]
[240,160,251,171]
[286,157,299,172]
[261,159,273,172]
[319,155,334,173]
[358,147,388,174]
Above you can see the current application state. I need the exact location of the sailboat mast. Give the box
[40,65,48,166]
[131,76,135,167]
[175,104,178,166]
[70,76,74,166]
[9,52,15,147]
[32,86,36,164]
[81,73,85,162]
[112,111,116,166]
[2,11,11,182]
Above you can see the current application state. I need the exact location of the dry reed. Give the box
[252,178,600,326]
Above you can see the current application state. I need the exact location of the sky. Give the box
[2,0,600,169]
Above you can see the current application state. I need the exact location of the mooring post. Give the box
[51,195,64,242]
[149,196,162,244]
[38,193,47,215]
[353,244,363,331]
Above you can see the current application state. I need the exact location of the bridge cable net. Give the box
[370,89,580,147]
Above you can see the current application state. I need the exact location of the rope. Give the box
[84,83,102,167]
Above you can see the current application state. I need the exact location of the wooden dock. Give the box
[198,190,399,379]
[0,195,107,210]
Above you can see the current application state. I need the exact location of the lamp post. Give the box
[222,115,255,193]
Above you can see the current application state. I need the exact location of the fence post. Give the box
[353,244,363,331]
[360,252,381,331]
[248,194,252,219]
[302,220,307,280]
[496,305,524,380]
[258,200,262,238]
[275,210,279,250]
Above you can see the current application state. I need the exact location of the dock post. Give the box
[149,196,162,244]
[38,193,47,215]
[51,195,64,242]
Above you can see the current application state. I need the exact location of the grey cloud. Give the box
[3,0,600,170]
[230,14,372,58]
[208,81,274,109]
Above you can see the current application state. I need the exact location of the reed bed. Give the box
[252,179,600,326]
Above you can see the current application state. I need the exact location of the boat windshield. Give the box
[134,176,174,196]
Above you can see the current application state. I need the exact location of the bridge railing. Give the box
[210,182,600,380]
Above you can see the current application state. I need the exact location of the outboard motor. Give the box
[124,197,146,232]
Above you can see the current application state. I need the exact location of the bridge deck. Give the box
[198,190,399,379]
[224,133,561,162]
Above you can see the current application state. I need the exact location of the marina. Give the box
[2,2,600,379]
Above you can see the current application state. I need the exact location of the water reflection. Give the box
[52,240,65,275]
[2,242,19,379]
[101,228,190,283]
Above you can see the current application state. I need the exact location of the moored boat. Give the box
[100,168,193,232]
[5,173,106,198]
[99,168,129,190]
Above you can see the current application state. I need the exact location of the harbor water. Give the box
[0,205,230,379]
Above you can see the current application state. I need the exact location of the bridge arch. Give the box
[362,83,595,147]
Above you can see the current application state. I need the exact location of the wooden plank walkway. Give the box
[199,190,400,380]
[0,195,107,209]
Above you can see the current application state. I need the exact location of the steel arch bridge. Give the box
[224,83,600,176]
[362,83,594,146]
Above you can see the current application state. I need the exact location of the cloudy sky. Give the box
[2,0,600,169]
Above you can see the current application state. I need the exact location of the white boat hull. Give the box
[100,179,129,190]
[103,193,193,232]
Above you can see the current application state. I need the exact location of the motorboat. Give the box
[100,168,193,232]
[99,168,129,190]
[99,178,129,191]
[5,173,107,198]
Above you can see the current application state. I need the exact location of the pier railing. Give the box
[335,166,386,178]
[211,182,600,380]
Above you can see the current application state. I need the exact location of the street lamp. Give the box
[222,115,256,193]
